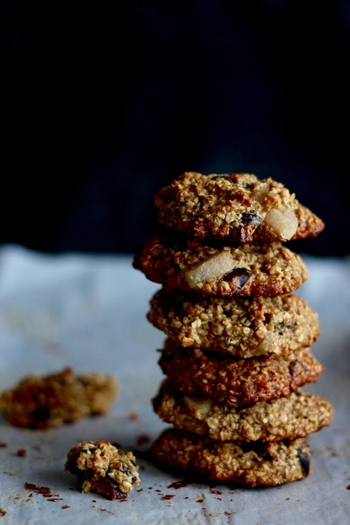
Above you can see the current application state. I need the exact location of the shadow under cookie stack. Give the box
[133,172,333,488]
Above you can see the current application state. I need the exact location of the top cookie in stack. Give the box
[154,172,324,243]
[133,171,333,488]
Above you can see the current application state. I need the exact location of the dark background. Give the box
[1,0,349,257]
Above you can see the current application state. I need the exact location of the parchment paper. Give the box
[0,245,349,525]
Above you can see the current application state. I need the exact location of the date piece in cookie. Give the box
[152,382,334,442]
[0,368,118,429]
[154,172,324,242]
[65,440,140,500]
[151,428,312,487]
[158,340,324,404]
[133,235,308,297]
[148,288,319,357]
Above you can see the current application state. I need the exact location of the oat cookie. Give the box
[149,288,319,356]
[153,382,334,442]
[158,340,324,404]
[133,235,308,296]
[151,428,311,486]
[65,440,140,499]
[0,368,118,429]
[155,172,324,242]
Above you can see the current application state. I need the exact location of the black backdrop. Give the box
[1,1,349,256]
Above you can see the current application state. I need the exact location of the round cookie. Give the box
[152,382,334,442]
[65,440,140,500]
[133,235,308,297]
[151,428,311,487]
[0,368,118,429]
[148,288,319,357]
[158,340,324,404]
[154,172,324,242]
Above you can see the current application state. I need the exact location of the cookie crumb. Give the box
[137,434,150,445]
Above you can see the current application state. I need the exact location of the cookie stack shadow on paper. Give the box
[133,172,334,487]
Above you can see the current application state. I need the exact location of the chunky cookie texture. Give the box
[149,288,319,357]
[133,235,308,296]
[158,340,324,404]
[65,440,140,500]
[151,428,311,487]
[0,368,118,429]
[154,172,324,242]
[153,382,334,442]
[135,169,332,488]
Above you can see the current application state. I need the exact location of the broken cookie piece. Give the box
[65,440,140,500]
[0,368,118,429]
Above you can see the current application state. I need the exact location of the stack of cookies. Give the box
[133,172,333,487]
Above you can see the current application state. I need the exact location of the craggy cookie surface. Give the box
[0,368,118,429]
[65,440,140,500]
[133,235,308,296]
[153,382,334,442]
[149,288,319,357]
[158,340,324,404]
[151,428,311,487]
[155,172,324,242]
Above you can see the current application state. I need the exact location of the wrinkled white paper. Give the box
[0,245,349,525]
